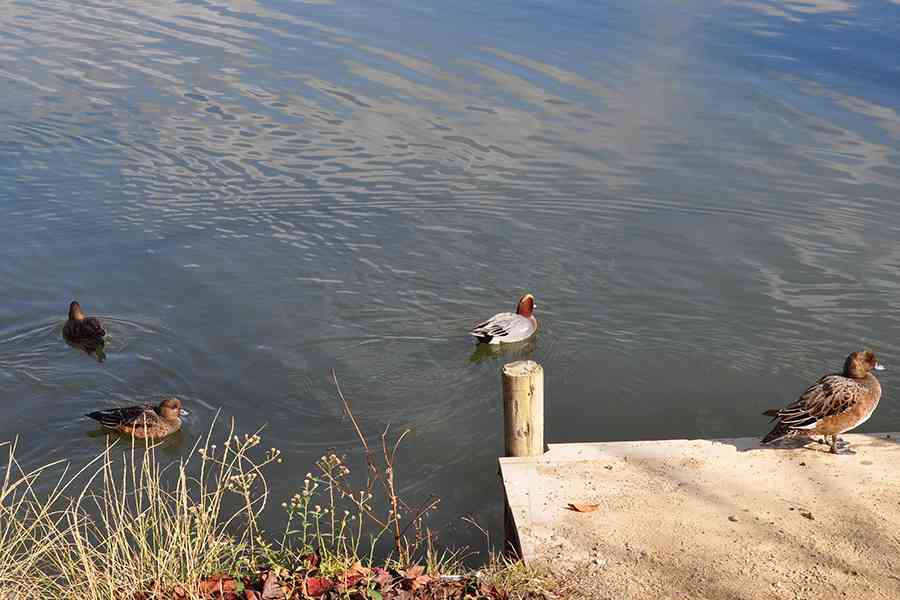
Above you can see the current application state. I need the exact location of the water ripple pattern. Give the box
[2,0,900,551]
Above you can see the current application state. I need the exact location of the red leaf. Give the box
[303,576,334,597]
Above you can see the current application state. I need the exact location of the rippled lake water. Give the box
[3,0,900,550]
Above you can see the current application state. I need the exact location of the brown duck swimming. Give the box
[87,398,187,439]
[762,350,884,453]
[63,301,106,343]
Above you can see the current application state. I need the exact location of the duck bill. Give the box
[875,362,885,371]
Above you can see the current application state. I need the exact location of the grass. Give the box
[0,382,557,600]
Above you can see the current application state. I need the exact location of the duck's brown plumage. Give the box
[63,301,106,342]
[87,398,184,439]
[762,351,883,452]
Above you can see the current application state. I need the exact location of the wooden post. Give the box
[502,360,544,457]
[501,360,544,557]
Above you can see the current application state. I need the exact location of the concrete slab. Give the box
[500,434,900,600]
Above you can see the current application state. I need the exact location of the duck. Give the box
[63,301,106,343]
[86,398,187,439]
[470,293,537,345]
[761,350,884,454]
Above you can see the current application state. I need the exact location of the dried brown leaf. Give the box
[401,565,425,579]
[373,568,392,588]
[410,575,432,591]
[261,571,285,600]
[198,574,239,597]
[566,503,600,513]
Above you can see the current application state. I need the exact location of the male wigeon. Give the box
[469,293,537,345]
[762,350,884,453]
[87,398,187,439]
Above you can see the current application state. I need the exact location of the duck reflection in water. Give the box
[468,336,537,364]
[64,337,107,362]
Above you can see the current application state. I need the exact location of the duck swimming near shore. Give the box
[87,398,187,439]
[761,350,884,454]
[63,301,106,343]
[470,293,537,345]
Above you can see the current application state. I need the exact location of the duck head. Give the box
[157,397,189,419]
[843,350,884,378]
[515,293,536,318]
[69,301,85,321]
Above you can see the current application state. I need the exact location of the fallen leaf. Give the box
[566,503,600,513]
[373,568,392,588]
[409,574,431,591]
[260,571,284,600]
[338,561,372,589]
[401,565,425,579]
[198,575,239,597]
[349,561,372,577]
[480,583,508,599]
[303,576,334,597]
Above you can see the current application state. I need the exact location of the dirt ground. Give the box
[501,433,900,600]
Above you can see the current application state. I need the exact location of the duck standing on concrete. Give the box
[470,293,537,345]
[87,398,187,439]
[63,301,106,343]
[761,350,884,453]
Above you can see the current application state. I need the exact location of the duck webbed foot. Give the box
[827,435,853,455]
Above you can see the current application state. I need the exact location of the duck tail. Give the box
[86,410,106,424]
[86,410,120,429]
[761,421,795,445]
[762,409,780,420]
[469,334,493,345]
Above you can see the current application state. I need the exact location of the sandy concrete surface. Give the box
[500,434,900,600]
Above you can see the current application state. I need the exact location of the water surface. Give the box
[3,0,900,550]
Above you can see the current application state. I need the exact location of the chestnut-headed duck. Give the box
[762,350,884,453]
[63,301,106,343]
[87,398,187,439]
[470,293,537,345]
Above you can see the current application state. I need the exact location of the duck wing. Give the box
[86,405,153,429]
[470,312,534,343]
[762,374,864,443]
[64,317,106,340]
[83,317,106,337]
